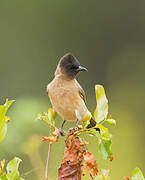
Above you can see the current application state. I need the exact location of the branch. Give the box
[58,129,98,180]
[58,129,85,180]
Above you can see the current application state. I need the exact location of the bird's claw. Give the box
[69,127,78,132]
[58,128,65,136]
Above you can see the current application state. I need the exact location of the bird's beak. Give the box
[78,66,88,72]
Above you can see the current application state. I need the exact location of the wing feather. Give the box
[76,82,87,105]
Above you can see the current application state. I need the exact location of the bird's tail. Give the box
[86,118,96,129]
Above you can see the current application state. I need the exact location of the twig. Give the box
[45,143,51,180]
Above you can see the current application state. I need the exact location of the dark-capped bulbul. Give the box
[47,53,96,135]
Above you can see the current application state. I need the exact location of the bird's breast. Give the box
[48,84,87,121]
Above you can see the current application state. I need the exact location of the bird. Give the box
[46,53,96,135]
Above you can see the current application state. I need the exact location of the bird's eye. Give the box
[71,65,78,69]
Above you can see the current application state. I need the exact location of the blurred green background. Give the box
[0,0,145,179]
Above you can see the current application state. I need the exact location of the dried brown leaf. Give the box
[124,176,131,180]
[42,126,59,143]
[83,152,98,178]
[58,129,98,180]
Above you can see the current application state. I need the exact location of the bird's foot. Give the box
[68,127,77,135]
[58,128,65,136]
[69,127,76,131]
[69,126,78,132]
[73,119,79,130]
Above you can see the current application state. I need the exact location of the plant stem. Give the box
[45,143,51,180]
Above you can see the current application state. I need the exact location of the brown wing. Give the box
[75,79,87,104]
[78,86,87,105]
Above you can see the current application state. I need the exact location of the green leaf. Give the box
[94,175,103,180]
[6,157,22,180]
[98,140,113,160]
[131,167,144,180]
[1,173,8,180]
[96,124,111,140]
[88,128,100,137]
[0,124,7,142]
[105,119,116,125]
[94,85,108,123]
[47,108,54,125]
[36,108,56,126]
[101,169,110,179]
[4,99,15,110]
[0,105,6,131]
[83,119,90,128]
[95,169,110,180]
[0,159,6,172]
[53,110,57,120]
[0,99,14,142]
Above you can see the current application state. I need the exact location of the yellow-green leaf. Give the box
[47,108,54,123]
[1,173,8,180]
[0,99,14,142]
[0,106,6,131]
[94,85,108,123]
[95,169,110,180]
[6,157,22,180]
[96,124,111,140]
[98,140,113,160]
[4,99,15,111]
[0,124,7,142]
[4,116,11,123]
[36,108,56,126]
[105,119,116,125]
[95,175,104,180]
[131,167,144,180]
[0,159,6,170]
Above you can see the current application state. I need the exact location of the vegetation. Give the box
[37,85,145,180]
[0,86,144,179]
[0,99,23,179]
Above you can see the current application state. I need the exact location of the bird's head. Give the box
[55,53,87,79]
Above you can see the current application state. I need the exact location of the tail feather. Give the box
[86,118,96,129]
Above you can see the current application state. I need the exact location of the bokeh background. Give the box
[0,0,145,179]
